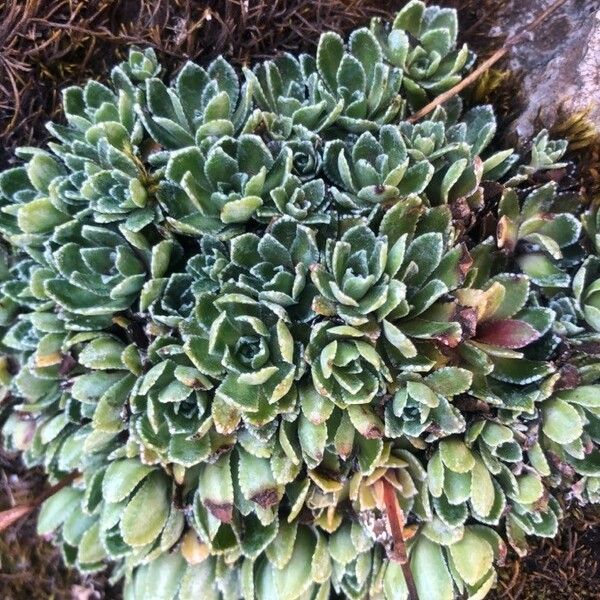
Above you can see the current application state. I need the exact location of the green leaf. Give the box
[102,459,154,503]
[556,386,600,408]
[221,196,263,223]
[425,367,472,397]
[471,458,495,517]
[439,438,475,473]
[37,487,82,534]
[18,198,68,233]
[142,554,187,600]
[515,473,544,505]
[266,520,298,568]
[79,521,107,564]
[317,32,345,91]
[491,357,554,385]
[383,320,417,358]
[427,451,445,497]
[328,522,357,564]
[272,526,315,600]
[349,28,382,84]
[518,253,570,288]
[200,453,234,522]
[238,449,279,508]
[411,536,454,600]
[239,514,279,559]
[120,471,170,547]
[449,528,494,586]
[542,398,583,444]
[79,337,126,370]
[26,153,64,192]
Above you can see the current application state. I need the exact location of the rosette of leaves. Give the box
[350,198,474,372]
[306,321,390,414]
[160,134,292,237]
[398,106,518,206]
[536,381,600,487]
[283,134,324,182]
[41,224,148,323]
[3,5,600,600]
[2,319,141,482]
[34,460,185,574]
[427,436,503,530]
[243,53,339,134]
[371,0,473,111]
[0,50,165,234]
[139,57,253,148]
[505,129,568,186]
[119,48,162,82]
[224,216,319,320]
[182,292,303,428]
[247,26,407,134]
[573,256,600,331]
[452,273,557,393]
[410,523,505,599]
[323,125,434,210]
[256,175,330,224]
[124,524,386,600]
[583,204,600,254]
[426,430,562,563]
[310,223,393,325]
[497,183,582,288]
[313,28,405,132]
[385,368,473,442]
[128,342,214,468]
[310,198,470,346]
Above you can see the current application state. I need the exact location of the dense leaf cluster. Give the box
[1,2,599,599]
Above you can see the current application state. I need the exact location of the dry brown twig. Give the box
[382,479,419,600]
[0,470,79,533]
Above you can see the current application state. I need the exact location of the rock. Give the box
[489,0,600,139]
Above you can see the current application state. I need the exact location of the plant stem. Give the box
[382,478,419,600]
[0,471,79,532]
[408,0,569,123]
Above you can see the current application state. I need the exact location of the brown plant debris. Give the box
[490,504,600,600]
[0,0,409,165]
[0,449,119,600]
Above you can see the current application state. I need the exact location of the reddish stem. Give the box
[382,479,419,600]
[0,471,79,533]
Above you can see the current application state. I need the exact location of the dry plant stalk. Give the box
[0,471,79,533]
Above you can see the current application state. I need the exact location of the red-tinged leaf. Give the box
[475,319,541,349]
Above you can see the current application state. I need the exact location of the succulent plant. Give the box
[1,6,600,600]
[573,256,600,331]
[160,134,294,238]
[323,126,433,210]
[371,0,473,111]
[140,57,253,148]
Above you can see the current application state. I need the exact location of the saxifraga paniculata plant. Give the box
[1,2,599,599]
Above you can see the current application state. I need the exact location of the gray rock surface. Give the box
[489,0,600,139]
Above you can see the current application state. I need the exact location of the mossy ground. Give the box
[0,449,119,599]
[0,0,599,598]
